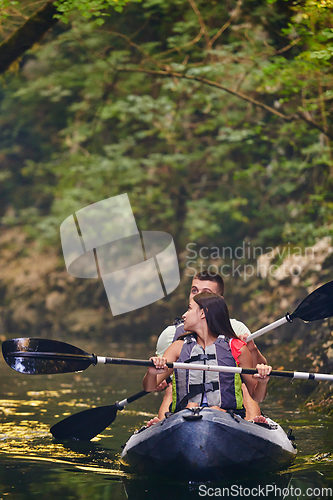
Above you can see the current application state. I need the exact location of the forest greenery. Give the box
[0,0,134,23]
[0,0,332,339]
[0,1,332,411]
[1,0,332,261]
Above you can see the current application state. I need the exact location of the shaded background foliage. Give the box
[0,0,333,407]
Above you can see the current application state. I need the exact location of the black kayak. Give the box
[120,407,297,480]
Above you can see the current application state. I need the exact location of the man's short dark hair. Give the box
[193,271,224,296]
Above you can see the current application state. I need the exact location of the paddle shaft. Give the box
[49,388,151,441]
[117,390,149,408]
[96,356,333,381]
[246,280,333,342]
[246,316,288,342]
[117,376,172,408]
[7,350,333,380]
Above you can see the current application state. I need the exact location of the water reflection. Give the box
[122,473,294,500]
[1,339,333,500]
[0,456,126,500]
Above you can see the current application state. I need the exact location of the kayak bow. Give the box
[120,407,296,480]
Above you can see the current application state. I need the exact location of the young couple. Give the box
[143,272,272,423]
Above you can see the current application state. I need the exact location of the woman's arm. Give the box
[143,340,182,392]
[238,345,271,403]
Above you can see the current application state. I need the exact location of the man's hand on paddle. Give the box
[237,332,256,352]
[238,332,267,365]
[155,379,171,391]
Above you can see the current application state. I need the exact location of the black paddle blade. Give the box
[290,280,333,322]
[50,405,117,441]
[2,338,94,375]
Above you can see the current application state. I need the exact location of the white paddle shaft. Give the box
[246,317,288,342]
[95,357,333,381]
[173,363,333,381]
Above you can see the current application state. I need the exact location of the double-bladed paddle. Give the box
[50,389,149,441]
[246,279,333,342]
[2,279,333,441]
[50,376,171,441]
[3,337,333,381]
[3,337,333,441]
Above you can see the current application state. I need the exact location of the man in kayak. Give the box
[147,271,268,424]
[144,292,272,414]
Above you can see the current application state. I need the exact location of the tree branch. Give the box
[0,1,58,75]
[209,0,242,49]
[235,37,301,91]
[101,29,170,70]
[154,27,204,60]
[316,73,329,134]
[296,110,332,138]
[188,0,211,49]
[116,66,289,117]
[115,66,333,139]
[274,36,301,55]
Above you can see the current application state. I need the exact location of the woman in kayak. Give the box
[143,292,272,415]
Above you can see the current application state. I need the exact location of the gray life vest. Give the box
[172,334,243,413]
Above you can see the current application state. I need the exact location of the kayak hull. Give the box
[120,408,296,480]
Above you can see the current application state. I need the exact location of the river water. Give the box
[1,336,333,500]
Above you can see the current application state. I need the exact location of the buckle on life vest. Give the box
[185,353,216,363]
[182,407,203,421]
[203,381,218,392]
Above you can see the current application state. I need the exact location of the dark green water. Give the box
[1,337,333,500]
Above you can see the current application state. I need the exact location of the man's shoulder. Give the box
[159,325,177,337]
[230,318,251,336]
[156,325,177,356]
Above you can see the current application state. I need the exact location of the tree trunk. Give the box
[0,1,58,75]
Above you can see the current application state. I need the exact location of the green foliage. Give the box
[0,0,18,14]
[0,0,332,260]
[0,0,137,20]
[54,0,139,23]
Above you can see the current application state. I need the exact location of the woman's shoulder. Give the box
[229,337,247,349]
[229,337,247,362]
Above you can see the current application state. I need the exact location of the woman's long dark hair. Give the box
[193,292,238,339]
